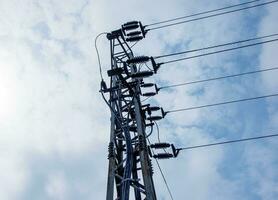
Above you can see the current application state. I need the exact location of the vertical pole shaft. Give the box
[131,62,157,200]
[106,40,117,200]
[133,96,157,200]
[106,113,116,200]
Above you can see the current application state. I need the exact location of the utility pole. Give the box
[100,21,179,200]
[101,21,157,200]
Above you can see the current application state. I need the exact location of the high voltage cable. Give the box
[147,0,261,27]
[177,133,278,151]
[153,158,174,200]
[159,67,278,90]
[148,0,278,31]
[162,38,278,64]
[154,33,278,59]
[166,93,278,114]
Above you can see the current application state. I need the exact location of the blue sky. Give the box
[0,0,278,199]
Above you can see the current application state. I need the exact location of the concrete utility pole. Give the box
[101,21,157,200]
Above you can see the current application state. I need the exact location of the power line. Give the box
[154,33,278,59]
[147,0,260,27]
[166,93,278,114]
[177,133,278,151]
[159,67,278,90]
[162,38,278,64]
[148,0,278,31]
[153,158,174,200]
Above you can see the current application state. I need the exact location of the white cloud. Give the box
[45,172,68,200]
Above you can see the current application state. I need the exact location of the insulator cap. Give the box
[147,116,163,121]
[131,71,153,78]
[126,36,143,42]
[150,143,171,149]
[127,56,150,64]
[153,153,173,159]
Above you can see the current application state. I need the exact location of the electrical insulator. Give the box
[122,24,139,31]
[142,92,156,97]
[153,153,173,159]
[146,107,165,117]
[141,83,154,87]
[148,106,160,111]
[124,21,139,26]
[150,143,171,149]
[131,71,153,78]
[127,56,150,64]
[107,67,124,77]
[126,31,142,37]
[126,36,143,42]
[146,106,161,115]
[122,21,140,31]
[147,116,163,121]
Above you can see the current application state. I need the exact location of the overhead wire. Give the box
[148,0,278,31]
[95,32,108,80]
[166,93,278,114]
[147,0,261,27]
[177,133,278,151]
[159,66,278,90]
[154,33,278,59]
[161,38,278,64]
[153,158,174,200]
[154,121,161,142]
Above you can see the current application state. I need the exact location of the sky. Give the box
[0,0,278,199]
